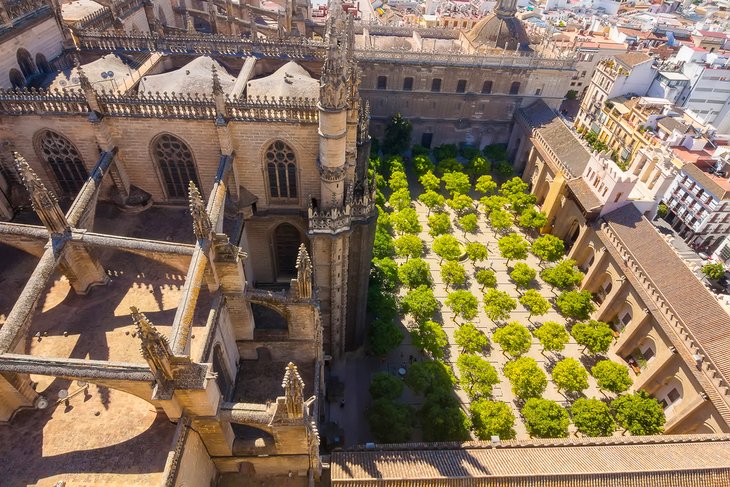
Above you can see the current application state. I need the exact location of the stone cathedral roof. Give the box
[138,56,236,96]
[464,14,530,51]
[246,61,319,100]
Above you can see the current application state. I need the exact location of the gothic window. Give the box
[377,76,387,90]
[431,78,442,92]
[36,130,89,195]
[403,77,413,91]
[273,223,302,279]
[456,80,467,93]
[510,81,521,95]
[152,134,200,199]
[16,48,36,78]
[9,69,24,89]
[482,80,493,94]
[35,53,51,74]
[265,141,297,201]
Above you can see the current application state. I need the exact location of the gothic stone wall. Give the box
[173,428,218,486]
[0,17,65,89]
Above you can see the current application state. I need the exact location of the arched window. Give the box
[36,130,88,195]
[9,69,24,89]
[16,48,36,78]
[265,141,297,201]
[481,80,493,94]
[35,53,51,74]
[152,134,200,199]
[510,81,521,95]
[273,223,302,279]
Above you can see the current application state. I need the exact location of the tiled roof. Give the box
[616,51,653,68]
[331,435,730,485]
[520,100,592,178]
[601,205,730,387]
[657,116,691,135]
[567,178,602,213]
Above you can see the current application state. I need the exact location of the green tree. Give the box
[499,177,529,197]
[436,157,463,175]
[377,207,394,234]
[398,258,432,289]
[571,319,613,354]
[466,155,491,181]
[510,262,536,291]
[475,268,497,291]
[702,262,725,280]
[470,399,516,440]
[369,372,404,400]
[489,208,514,233]
[388,171,409,192]
[418,190,445,216]
[503,357,547,399]
[394,234,423,260]
[367,398,414,442]
[541,259,584,292]
[458,213,479,235]
[412,320,449,359]
[571,398,616,437]
[392,208,422,235]
[388,188,411,211]
[367,318,403,356]
[518,207,548,232]
[533,321,569,355]
[612,390,666,435]
[498,233,529,265]
[493,321,532,357]
[475,174,498,195]
[419,390,472,442]
[442,171,471,196]
[433,144,458,161]
[656,202,668,218]
[441,260,467,289]
[531,234,566,264]
[372,257,399,291]
[551,358,589,394]
[454,322,489,353]
[465,242,489,265]
[483,289,517,322]
[480,195,508,215]
[556,290,596,320]
[519,289,551,321]
[447,193,474,215]
[591,360,633,394]
[405,359,455,396]
[433,234,463,263]
[428,212,452,236]
[373,228,395,259]
[401,285,440,323]
[386,155,406,177]
[457,354,499,399]
[383,113,412,155]
[413,154,435,176]
[507,192,537,215]
[445,290,479,321]
[521,398,570,438]
[419,170,441,192]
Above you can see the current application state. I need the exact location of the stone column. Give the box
[595,277,629,322]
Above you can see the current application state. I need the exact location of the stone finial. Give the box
[211,63,222,95]
[130,306,174,381]
[294,244,313,300]
[188,181,212,241]
[282,362,304,419]
[75,59,92,93]
[186,14,195,34]
[14,152,69,234]
[358,99,370,144]
[319,45,347,110]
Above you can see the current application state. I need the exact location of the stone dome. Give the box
[463,11,530,52]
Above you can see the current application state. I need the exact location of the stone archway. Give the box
[35,130,89,196]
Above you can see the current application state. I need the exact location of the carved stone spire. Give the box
[211,63,222,95]
[320,45,347,110]
[357,99,370,145]
[294,244,313,300]
[186,14,195,34]
[188,181,212,241]
[282,362,304,419]
[211,63,226,119]
[14,152,69,234]
[130,306,174,381]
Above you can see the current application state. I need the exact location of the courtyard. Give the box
[330,143,664,445]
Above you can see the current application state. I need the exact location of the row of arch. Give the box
[24,130,299,203]
[9,48,51,89]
